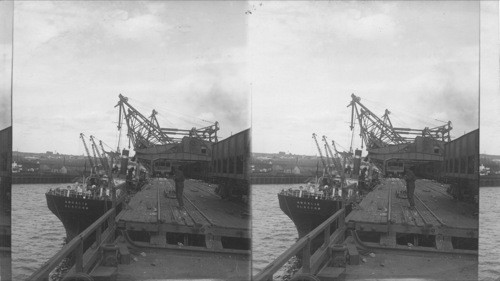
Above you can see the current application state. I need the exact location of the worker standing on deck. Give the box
[173,166,185,209]
[358,167,367,194]
[404,166,417,209]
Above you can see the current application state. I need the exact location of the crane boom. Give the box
[323,136,344,175]
[347,94,452,150]
[324,143,332,167]
[312,133,327,171]
[115,94,219,151]
[90,140,100,169]
[80,133,95,174]
[90,135,109,171]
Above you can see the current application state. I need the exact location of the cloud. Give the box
[105,13,172,41]
[250,2,399,57]
[414,64,478,136]
[331,10,398,41]
[194,84,248,127]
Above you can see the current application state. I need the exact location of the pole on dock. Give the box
[157,181,161,223]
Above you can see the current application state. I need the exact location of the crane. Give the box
[348,94,452,150]
[312,133,327,174]
[115,94,219,151]
[348,94,405,149]
[90,135,109,171]
[322,136,341,173]
[90,139,100,170]
[80,133,96,175]
[324,143,332,171]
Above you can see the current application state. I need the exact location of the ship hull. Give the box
[278,193,343,238]
[45,193,113,241]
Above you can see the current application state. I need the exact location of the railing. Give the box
[47,183,126,202]
[280,182,358,201]
[28,206,119,280]
[47,188,111,201]
[253,208,346,281]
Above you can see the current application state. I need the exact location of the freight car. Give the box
[442,129,479,202]
[210,128,250,201]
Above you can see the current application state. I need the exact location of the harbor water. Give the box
[12,183,66,280]
[480,186,500,281]
[252,184,300,277]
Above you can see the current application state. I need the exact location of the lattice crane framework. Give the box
[80,133,96,175]
[348,94,452,150]
[312,133,327,172]
[322,135,343,174]
[90,135,109,171]
[115,94,219,151]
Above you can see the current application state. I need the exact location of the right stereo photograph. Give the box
[251,1,497,280]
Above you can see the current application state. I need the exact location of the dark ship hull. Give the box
[278,191,343,238]
[45,192,114,241]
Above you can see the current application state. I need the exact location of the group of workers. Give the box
[358,164,417,209]
[123,164,186,210]
[52,180,116,199]
[303,163,416,209]
[294,176,344,198]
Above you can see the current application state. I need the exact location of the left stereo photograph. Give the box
[9,1,250,280]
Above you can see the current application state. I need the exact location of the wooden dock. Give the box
[114,244,250,280]
[346,178,478,252]
[117,178,250,253]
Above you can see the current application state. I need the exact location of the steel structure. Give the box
[90,135,109,171]
[322,136,343,174]
[80,133,96,174]
[331,140,352,164]
[312,133,327,172]
[324,143,332,168]
[348,94,452,150]
[115,94,219,151]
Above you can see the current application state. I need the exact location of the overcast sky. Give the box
[0,1,13,131]
[12,1,250,155]
[250,1,484,155]
[7,1,500,155]
[480,1,500,155]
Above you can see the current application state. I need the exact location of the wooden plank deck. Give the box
[114,244,250,280]
[117,178,250,248]
[346,178,478,241]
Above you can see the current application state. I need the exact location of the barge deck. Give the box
[346,178,478,253]
[117,178,250,253]
[114,242,250,280]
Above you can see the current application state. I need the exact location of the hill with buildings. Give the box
[12,151,88,175]
[480,154,500,175]
[251,152,324,176]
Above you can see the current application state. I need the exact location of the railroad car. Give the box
[442,129,479,202]
[210,128,250,201]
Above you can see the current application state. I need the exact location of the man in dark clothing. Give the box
[358,167,367,194]
[173,166,185,208]
[404,166,417,209]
